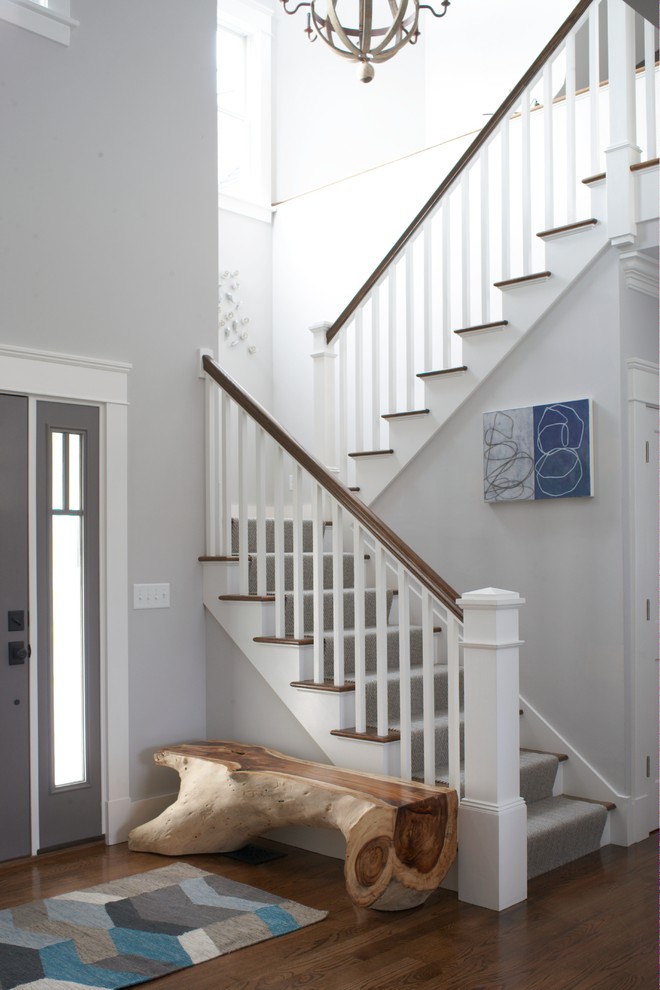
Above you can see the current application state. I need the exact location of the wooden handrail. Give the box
[326,0,594,344]
[203,355,463,619]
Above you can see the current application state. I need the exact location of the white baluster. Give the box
[353,522,366,734]
[589,2,601,175]
[397,565,412,780]
[388,273,397,413]
[338,330,348,482]
[204,376,218,556]
[355,308,364,452]
[291,462,304,639]
[442,201,451,367]
[220,390,231,557]
[237,407,249,595]
[521,87,532,272]
[543,61,555,230]
[375,543,388,738]
[565,31,577,223]
[500,114,511,281]
[273,445,285,638]
[422,587,435,785]
[461,172,471,329]
[423,223,433,373]
[405,246,415,409]
[371,290,381,447]
[312,481,325,681]
[255,427,267,597]
[446,613,461,794]
[480,147,491,323]
[332,501,345,686]
[644,19,657,159]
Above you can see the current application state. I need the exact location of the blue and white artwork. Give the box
[483,399,593,503]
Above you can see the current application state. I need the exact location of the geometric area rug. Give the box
[0,863,327,989]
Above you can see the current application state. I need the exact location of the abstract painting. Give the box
[484,399,593,502]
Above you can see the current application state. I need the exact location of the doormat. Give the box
[221,843,287,865]
[0,862,326,989]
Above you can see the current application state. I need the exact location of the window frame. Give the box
[218,0,273,223]
[0,0,79,45]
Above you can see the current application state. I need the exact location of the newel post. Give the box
[605,0,641,247]
[309,322,338,475]
[457,587,527,911]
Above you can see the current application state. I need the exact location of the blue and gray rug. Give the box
[0,862,327,989]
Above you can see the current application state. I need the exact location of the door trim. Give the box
[0,343,131,851]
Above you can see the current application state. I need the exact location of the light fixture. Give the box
[279,0,451,82]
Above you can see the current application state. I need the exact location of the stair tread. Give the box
[453,320,509,336]
[536,218,598,239]
[382,409,430,420]
[494,271,551,289]
[417,365,468,380]
[348,448,394,458]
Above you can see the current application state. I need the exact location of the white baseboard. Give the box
[105,793,177,845]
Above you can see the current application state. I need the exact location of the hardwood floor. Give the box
[0,834,656,989]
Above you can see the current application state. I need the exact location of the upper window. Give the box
[0,0,79,44]
[218,0,273,222]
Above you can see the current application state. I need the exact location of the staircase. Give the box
[202,0,657,911]
[204,515,612,883]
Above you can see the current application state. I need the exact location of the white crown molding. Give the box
[619,250,660,298]
[0,0,79,44]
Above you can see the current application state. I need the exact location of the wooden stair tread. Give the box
[562,793,616,812]
[382,409,430,420]
[536,218,598,239]
[454,320,509,336]
[417,365,468,380]
[254,636,314,646]
[630,158,659,172]
[582,171,606,185]
[494,271,551,289]
[521,747,569,763]
[199,555,239,562]
[291,679,354,692]
[331,726,401,743]
[218,594,276,603]
[348,448,394,458]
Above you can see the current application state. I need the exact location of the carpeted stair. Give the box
[233,518,610,879]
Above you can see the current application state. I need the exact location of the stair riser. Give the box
[364,668,463,726]
[284,588,393,636]
[232,518,315,555]
[249,553,357,595]
[323,628,430,678]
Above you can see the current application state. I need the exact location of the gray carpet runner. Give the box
[233,518,609,879]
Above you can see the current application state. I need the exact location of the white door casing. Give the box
[0,344,131,851]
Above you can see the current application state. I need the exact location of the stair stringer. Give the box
[202,561,402,778]
[352,202,610,504]
[519,693,628,847]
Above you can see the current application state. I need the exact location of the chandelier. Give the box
[279,0,451,82]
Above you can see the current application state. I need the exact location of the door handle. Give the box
[8,641,30,665]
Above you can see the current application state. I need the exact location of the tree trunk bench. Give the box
[128,741,458,911]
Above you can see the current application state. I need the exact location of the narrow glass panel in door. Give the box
[37,402,102,851]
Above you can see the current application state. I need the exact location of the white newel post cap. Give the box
[457,588,525,647]
[309,322,333,356]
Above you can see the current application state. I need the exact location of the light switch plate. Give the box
[133,583,170,609]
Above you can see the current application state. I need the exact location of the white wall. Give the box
[218,209,274,407]
[373,248,657,794]
[0,1,218,802]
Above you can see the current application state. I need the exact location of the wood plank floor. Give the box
[0,834,656,989]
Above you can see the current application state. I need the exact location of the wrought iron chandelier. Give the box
[279,0,451,82]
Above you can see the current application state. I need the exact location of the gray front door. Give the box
[0,393,31,861]
[37,402,102,852]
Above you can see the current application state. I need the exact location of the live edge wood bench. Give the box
[128,741,458,912]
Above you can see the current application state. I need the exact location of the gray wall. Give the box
[0,1,219,800]
[374,249,652,793]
